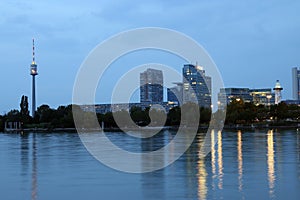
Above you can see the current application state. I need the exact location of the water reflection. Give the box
[267,130,275,197]
[141,133,165,200]
[297,131,300,181]
[20,133,29,176]
[197,135,207,200]
[209,130,223,192]
[2,130,300,199]
[31,134,37,200]
[237,130,243,191]
[217,130,223,189]
[210,129,216,190]
[20,133,38,200]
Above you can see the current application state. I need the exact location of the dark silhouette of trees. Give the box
[6,109,22,122]
[130,106,150,126]
[1,98,299,132]
[167,106,181,126]
[225,98,300,125]
[20,95,30,122]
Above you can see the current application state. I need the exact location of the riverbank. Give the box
[3,122,300,133]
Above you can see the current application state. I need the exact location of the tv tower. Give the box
[30,38,38,117]
[273,80,283,105]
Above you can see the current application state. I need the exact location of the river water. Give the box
[0,129,299,200]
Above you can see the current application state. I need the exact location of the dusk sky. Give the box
[1,0,300,113]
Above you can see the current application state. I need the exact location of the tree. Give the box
[181,102,200,126]
[130,106,150,126]
[148,108,166,127]
[35,104,54,123]
[6,109,22,121]
[20,95,29,116]
[19,95,30,123]
[200,107,212,124]
[167,106,181,126]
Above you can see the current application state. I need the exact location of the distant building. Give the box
[182,64,211,108]
[283,99,300,105]
[250,88,275,106]
[218,87,275,109]
[81,102,174,114]
[140,68,163,107]
[273,80,283,105]
[81,103,141,114]
[218,88,252,109]
[167,82,183,106]
[292,67,300,100]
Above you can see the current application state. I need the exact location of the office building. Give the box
[218,88,252,109]
[250,88,274,106]
[218,87,275,109]
[292,67,300,100]
[140,68,163,107]
[182,64,211,108]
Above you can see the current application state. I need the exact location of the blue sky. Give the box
[0,0,300,113]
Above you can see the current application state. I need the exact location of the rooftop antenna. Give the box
[32,38,35,64]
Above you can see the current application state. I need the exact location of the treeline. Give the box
[1,96,299,131]
[0,104,76,131]
[224,98,300,125]
[0,97,212,131]
[94,104,212,128]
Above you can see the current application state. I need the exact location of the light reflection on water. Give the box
[31,133,38,200]
[0,129,300,200]
[217,130,223,190]
[267,130,275,198]
[197,143,207,200]
[237,130,243,192]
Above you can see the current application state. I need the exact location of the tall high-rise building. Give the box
[30,38,38,117]
[292,67,300,100]
[273,80,283,105]
[182,64,211,108]
[140,68,163,106]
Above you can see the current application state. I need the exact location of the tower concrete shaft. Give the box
[32,75,36,118]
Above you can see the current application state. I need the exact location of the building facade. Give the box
[167,82,183,106]
[182,64,211,108]
[140,68,163,106]
[218,88,252,109]
[250,88,275,106]
[81,102,174,114]
[218,87,275,109]
[292,67,300,100]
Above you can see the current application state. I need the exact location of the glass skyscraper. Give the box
[292,67,300,100]
[182,64,211,108]
[140,68,163,106]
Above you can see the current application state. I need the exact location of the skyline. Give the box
[1,1,300,113]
